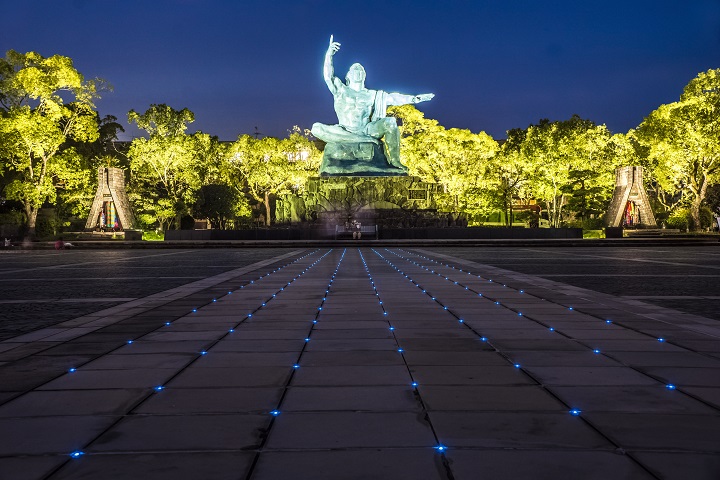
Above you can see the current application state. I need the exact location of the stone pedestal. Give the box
[605,166,657,228]
[319,142,407,176]
[276,176,440,226]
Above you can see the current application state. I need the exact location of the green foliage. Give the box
[142,230,164,241]
[192,184,251,229]
[0,48,716,236]
[127,104,221,230]
[128,105,194,137]
[636,68,720,230]
[486,128,532,226]
[0,209,25,234]
[583,229,604,239]
[519,115,615,227]
[0,50,105,236]
[223,128,320,225]
[34,215,58,239]
[663,206,713,230]
[389,105,497,214]
[561,169,609,220]
[665,208,691,230]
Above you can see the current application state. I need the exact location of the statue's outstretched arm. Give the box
[324,35,341,94]
[386,92,435,106]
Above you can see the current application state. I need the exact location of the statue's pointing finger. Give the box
[329,35,341,54]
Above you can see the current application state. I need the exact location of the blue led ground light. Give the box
[379,247,698,408]
[58,248,330,461]
[356,248,450,455]
[261,248,348,420]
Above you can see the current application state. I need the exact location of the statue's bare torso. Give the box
[334,84,375,134]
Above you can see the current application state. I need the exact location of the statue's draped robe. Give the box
[371,90,389,122]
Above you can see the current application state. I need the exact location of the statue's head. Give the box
[345,63,366,85]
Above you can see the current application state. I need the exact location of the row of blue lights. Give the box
[263,248,348,420]
[398,249,682,383]
[154,249,335,392]
[386,248,684,399]
[370,248,592,417]
[357,248,448,454]
[65,248,331,459]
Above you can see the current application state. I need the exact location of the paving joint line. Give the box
[394,248,720,414]
[362,248,455,480]
[376,247,666,479]
[243,248,344,480]
[37,249,327,479]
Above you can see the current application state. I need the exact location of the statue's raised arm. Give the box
[323,35,342,94]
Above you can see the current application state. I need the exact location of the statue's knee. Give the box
[382,117,398,134]
[311,123,324,136]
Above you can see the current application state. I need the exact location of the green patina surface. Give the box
[319,142,407,177]
[311,36,433,176]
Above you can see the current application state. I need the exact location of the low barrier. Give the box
[165,227,582,241]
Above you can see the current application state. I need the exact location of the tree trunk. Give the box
[690,176,708,231]
[690,200,701,231]
[264,192,272,226]
[25,203,38,238]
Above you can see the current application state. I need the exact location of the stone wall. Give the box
[276,176,442,226]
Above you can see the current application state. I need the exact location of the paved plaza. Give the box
[0,245,719,479]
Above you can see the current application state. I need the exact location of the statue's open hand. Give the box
[328,35,341,56]
[414,93,435,103]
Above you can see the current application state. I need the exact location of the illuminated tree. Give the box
[0,50,103,236]
[520,116,612,227]
[487,128,533,226]
[389,105,497,216]
[192,184,250,229]
[636,69,720,230]
[57,114,127,224]
[224,129,320,225]
[127,104,220,230]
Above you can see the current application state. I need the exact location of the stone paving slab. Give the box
[90,414,270,452]
[429,411,612,449]
[0,389,148,417]
[633,452,720,480]
[282,385,421,412]
[265,412,436,449]
[549,385,717,414]
[0,415,119,455]
[445,450,654,480]
[0,246,719,479]
[134,387,283,414]
[51,452,255,480]
[251,449,447,480]
[585,413,720,451]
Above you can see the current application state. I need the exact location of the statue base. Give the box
[276,176,441,226]
[319,142,407,177]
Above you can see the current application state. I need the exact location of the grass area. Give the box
[142,231,164,241]
[583,229,604,239]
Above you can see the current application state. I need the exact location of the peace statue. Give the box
[312,36,434,176]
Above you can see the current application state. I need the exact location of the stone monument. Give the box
[311,36,434,176]
[605,166,657,228]
[85,167,138,231]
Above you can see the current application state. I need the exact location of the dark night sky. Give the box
[2,0,719,141]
